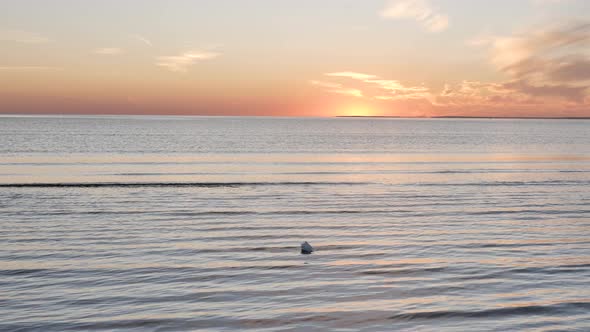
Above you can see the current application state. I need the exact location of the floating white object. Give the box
[301,241,314,254]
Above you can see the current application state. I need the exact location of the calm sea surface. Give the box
[1,116,589,331]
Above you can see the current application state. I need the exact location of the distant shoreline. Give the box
[337,116,590,120]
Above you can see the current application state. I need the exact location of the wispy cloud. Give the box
[474,21,590,102]
[381,0,449,32]
[366,78,429,97]
[94,48,124,55]
[310,80,363,97]
[314,72,430,100]
[326,72,378,81]
[131,34,152,47]
[0,29,51,43]
[156,50,220,72]
[438,22,590,109]
[328,72,430,98]
[435,80,515,106]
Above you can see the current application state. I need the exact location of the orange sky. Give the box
[1,0,589,117]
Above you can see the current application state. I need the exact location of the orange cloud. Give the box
[310,80,363,97]
[475,21,590,103]
[314,72,431,101]
[156,50,220,72]
[311,21,590,117]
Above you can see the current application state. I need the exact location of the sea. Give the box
[1,115,589,331]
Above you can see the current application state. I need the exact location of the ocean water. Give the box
[1,115,589,331]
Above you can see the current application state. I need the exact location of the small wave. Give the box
[388,302,590,321]
[116,172,214,176]
[452,265,590,282]
[102,169,590,176]
[0,181,367,188]
[175,209,412,216]
[459,240,590,249]
[0,268,50,276]
[467,209,590,216]
[433,169,590,174]
[361,267,447,276]
[413,180,590,187]
[196,245,295,253]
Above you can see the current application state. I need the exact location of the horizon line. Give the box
[1,113,590,120]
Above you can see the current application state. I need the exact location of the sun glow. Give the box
[340,105,378,117]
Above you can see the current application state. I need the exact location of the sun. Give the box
[340,105,377,117]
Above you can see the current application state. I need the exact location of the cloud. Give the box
[313,72,430,100]
[131,34,152,47]
[485,22,590,70]
[329,88,363,98]
[0,29,51,43]
[94,48,124,55]
[330,72,430,98]
[435,80,524,106]
[367,78,429,96]
[156,51,219,72]
[311,22,590,116]
[381,0,449,32]
[310,80,363,97]
[503,79,587,102]
[548,56,590,82]
[326,72,378,80]
[475,21,590,102]
[0,66,62,71]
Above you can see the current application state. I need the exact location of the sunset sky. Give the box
[1,0,590,117]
